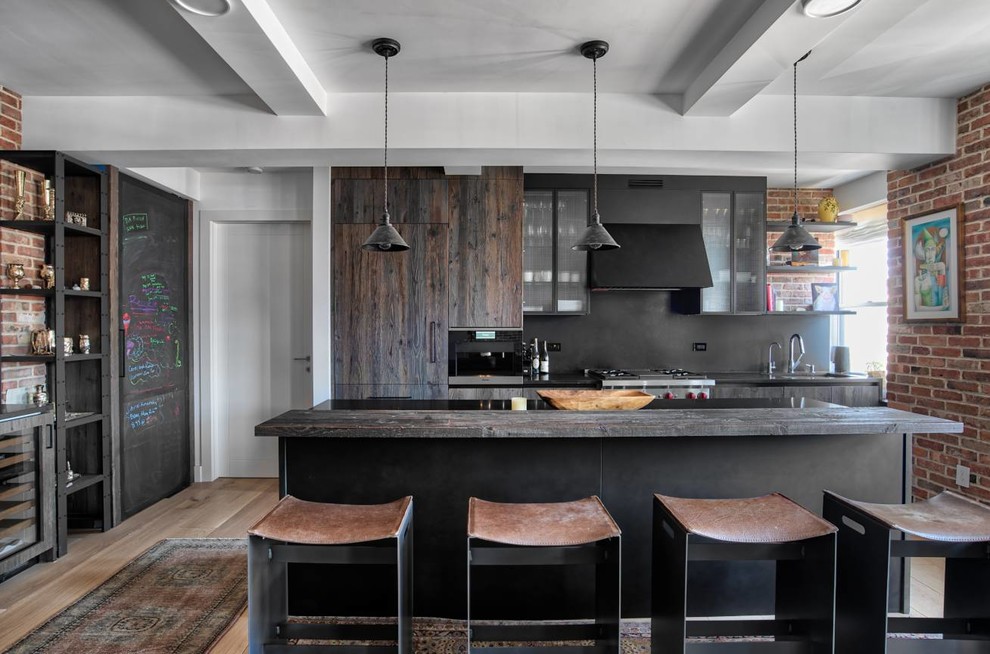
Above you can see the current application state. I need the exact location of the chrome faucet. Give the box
[788,333,805,373]
[768,341,781,375]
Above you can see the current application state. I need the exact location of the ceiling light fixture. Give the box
[770,51,821,253]
[362,38,410,253]
[167,0,231,18]
[801,0,862,18]
[573,40,619,252]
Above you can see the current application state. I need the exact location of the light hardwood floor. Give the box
[0,478,945,652]
[0,477,280,653]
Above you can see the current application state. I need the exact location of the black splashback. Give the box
[525,292,830,373]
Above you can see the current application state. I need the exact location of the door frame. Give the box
[195,168,331,482]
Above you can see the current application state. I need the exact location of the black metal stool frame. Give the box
[467,536,621,654]
[652,497,836,654]
[824,491,990,654]
[248,511,413,654]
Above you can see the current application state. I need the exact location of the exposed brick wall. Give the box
[0,87,47,401]
[0,86,22,150]
[767,188,837,310]
[887,82,990,503]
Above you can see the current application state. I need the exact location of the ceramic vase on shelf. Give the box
[817,196,839,223]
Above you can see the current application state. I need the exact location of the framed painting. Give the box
[903,204,964,322]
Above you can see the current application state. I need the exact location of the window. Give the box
[835,205,888,373]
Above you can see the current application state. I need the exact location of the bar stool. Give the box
[466,496,621,654]
[652,493,837,653]
[247,495,413,654]
[824,489,990,652]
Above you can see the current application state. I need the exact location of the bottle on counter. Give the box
[531,338,540,376]
[540,341,550,374]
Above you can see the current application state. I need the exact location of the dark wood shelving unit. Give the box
[0,288,56,297]
[0,151,112,557]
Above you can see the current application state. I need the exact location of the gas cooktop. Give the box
[589,368,707,380]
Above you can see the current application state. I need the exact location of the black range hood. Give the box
[589,223,713,290]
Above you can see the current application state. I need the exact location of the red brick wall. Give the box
[1,86,23,150]
[887,82,990,503]
[0,86,48,401]
[767,188,837,310]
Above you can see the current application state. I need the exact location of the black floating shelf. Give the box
[65,474,104,495]
[766,221,858,233]
[767,266,857,273]
[63,353,104,362]
[0,220,55,235]
[1,355,55,363]
[0,288,55,297]
[63,290,102,298]
[66,412,104,428]
[766,310,856,316]
[64,223,102,237]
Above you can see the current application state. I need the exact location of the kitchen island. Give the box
[256,399,961,619]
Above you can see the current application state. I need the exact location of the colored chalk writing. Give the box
[125,396,165,432]
[122,213,149,233]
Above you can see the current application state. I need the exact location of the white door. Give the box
[216,222,312,477]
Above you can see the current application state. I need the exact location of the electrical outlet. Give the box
[546,342,561,352]
[956,464,971,488]
[692,342,707,352]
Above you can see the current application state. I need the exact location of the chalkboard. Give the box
[118,174,190,518]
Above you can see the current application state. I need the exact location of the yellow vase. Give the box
[817,196,839,223]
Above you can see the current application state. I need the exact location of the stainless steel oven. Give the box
[448,329,524,386]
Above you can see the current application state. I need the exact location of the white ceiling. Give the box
[2,0,988,189]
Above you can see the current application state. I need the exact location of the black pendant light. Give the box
[362,38,410,252]
[771,52,820,253]
[573,40,619,251]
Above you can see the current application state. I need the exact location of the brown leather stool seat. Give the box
[653,492,837,654]
[249,495,412,545]
[824,489,990,652]
[656,492,837,543]
[467,496,621,654]
[468,496,621,546]
[247,495,413,654]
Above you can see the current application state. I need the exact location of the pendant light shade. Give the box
[362,38,409,253]
[573,40,619,251]
[770,52,821,253]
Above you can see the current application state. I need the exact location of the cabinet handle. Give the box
[430,321,437,363]
[119,329,126,378]
[46,424,54,449]
[368,396,413,400]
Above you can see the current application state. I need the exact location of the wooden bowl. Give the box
[537,389,655,411]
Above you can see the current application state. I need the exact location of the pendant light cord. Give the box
[384,51,390,218]
[593,53,599,220]
[792,58,798,219]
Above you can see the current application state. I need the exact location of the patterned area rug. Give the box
[4,538,247,654]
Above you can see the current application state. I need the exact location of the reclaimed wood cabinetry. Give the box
[332,222,448,399]
[332,167,524,397]
[448,169,523,328]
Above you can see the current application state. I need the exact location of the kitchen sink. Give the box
[775,372,856,380]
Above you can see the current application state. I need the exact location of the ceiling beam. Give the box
[168,0,327,116]
[682,0,854,116]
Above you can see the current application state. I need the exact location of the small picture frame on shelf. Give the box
[811,282,839,312]
[790,249,819,265]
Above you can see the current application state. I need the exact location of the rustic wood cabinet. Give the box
[332,222,448,398]
[448,169,523,328]
[714,385,784,399]
[332,168,449,224]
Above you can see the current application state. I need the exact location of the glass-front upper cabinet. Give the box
[701,191,766,313]
[523,189,589,314]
